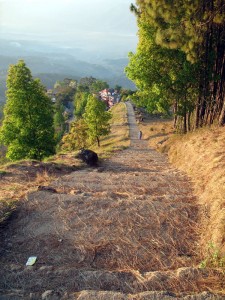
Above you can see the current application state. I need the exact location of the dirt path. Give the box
[0,103,224,299]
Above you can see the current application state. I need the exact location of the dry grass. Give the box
[2,144,224,296]
[0,159,81,223]
[137,114,174,151]
[167,126,225,258]
[0,102,129,224]
[0,104,224,297]
[136,110,225,262]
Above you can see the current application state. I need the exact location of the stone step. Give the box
[0,290,222,300]
[0,266,223,299]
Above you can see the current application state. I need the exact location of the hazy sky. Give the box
[0,0,138,56]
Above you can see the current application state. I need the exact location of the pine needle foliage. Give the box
[128,0,225,130]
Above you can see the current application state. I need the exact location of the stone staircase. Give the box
[0,102,224,299]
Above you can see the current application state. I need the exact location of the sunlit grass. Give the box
[138,116,174,151]
[166,126,225,257]
[135,112,225,266]
[90,102,130,159]
[0,102,130,223]
[142,116,225,261]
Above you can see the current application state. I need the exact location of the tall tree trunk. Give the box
[97,136,100,147]
[195,95,201,129]
[173,100,178,129]
[183,99,187,134]
[209,23,225,125]
[183,114,187,134]
[188,111,191,132]
[219,100,225,126]
[198,1,214,127]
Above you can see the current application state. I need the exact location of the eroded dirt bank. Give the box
[0,103,224,299]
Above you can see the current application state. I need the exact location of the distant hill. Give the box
[35,73,80,90]
[0,54,114,78]
[0,49,136,103]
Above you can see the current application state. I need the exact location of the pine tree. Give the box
[131,0,225,128]
[126,19,198,132]
[0,60,56,160]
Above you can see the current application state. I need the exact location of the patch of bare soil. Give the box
[0,103,224,299]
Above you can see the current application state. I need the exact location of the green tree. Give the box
[83,95,111,147]
[133,0,225,127]
[54,102,66,142]
[126,19,198,130]
[114,85,122,93]
[78,77,97,92]
[74,91,89,118]
[61,119,89,151]
[54,78,77,89]
[90,80,109,93]
[126,22,173,115]
[0,104,4,123]
[53,78,77,109]
[0,60,56,160]
[55,86,76,107]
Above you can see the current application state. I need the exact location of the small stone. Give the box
[25,266,35,271]
[38,186,57,193]
[29,293,36,299]
[42,290,54,299]
[10,264,21,271]
[69,190,77,195]
[82,192,91,197]
[39,266,54,272]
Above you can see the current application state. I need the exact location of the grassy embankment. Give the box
[138,110,225,266]
[0,102,129,224]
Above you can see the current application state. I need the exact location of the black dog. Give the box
[77,149,98,166]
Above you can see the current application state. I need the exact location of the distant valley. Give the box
[0,39,136,103]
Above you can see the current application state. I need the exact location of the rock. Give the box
[176,267,200,280]
[38,186,57,193]
[39,266,54,272]
[76,290,129,300]
[9,264,22,271]
[41,290,62,300]
[24,266,35,272]
[30,293,35,299]
[41,290,54,299]
[76,149,98,166]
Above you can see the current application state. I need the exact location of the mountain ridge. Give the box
[0,44,136,103]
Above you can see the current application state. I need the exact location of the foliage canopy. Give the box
[0,60,56,160]
[62,118,89,151]
[127,1,225,131]
[83,95,111,147]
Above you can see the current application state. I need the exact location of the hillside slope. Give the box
[167,128,225,257]
[138,111,225,263]
[0,103,224,299]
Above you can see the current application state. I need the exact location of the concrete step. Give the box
[0,266,224,299]
[0,290,223,300]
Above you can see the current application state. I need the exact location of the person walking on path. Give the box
[138,130,142,140]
